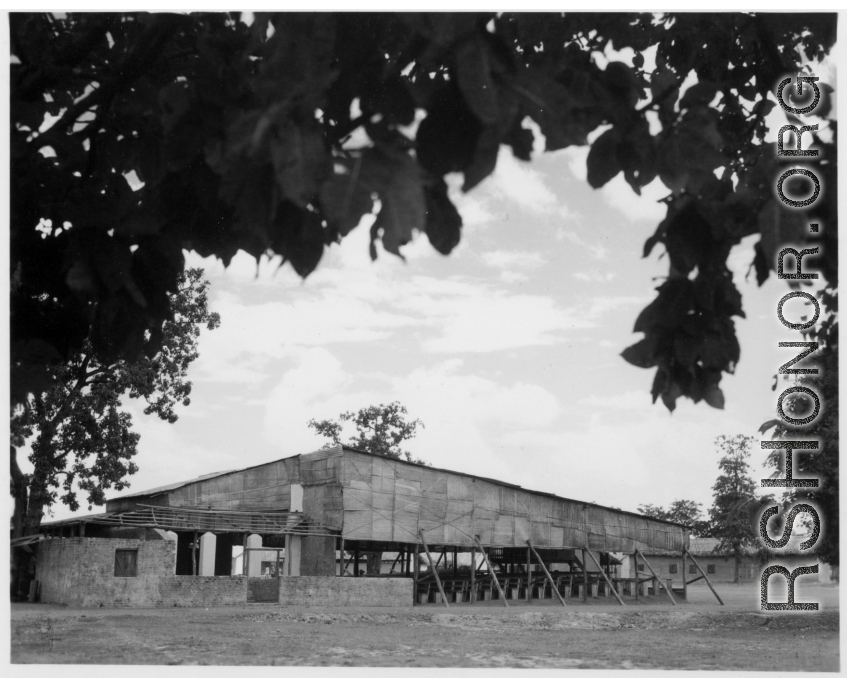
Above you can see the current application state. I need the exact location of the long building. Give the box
[33,445,690,607]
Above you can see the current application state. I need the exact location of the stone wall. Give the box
[278,576,412,607]
[35,537,247,607]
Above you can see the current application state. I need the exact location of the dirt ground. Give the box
[11,583,840,670]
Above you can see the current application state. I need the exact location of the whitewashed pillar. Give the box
[282,483,303,577]
[285,483,304,576]
[246,534,263,577]
[198,532,217,576]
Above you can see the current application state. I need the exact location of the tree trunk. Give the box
[10,446,28,540]
[23,421,62,537]
[11,446,30,601]
[734,551,740,584]
[13,426,58,601]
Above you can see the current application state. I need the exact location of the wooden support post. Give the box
[354,548,360,576]
[389,550,402,574]
[634,551,639,601]
[192,531,198,576]
[684,548,724,605]
[470,545,476,604]
[79,522,86,537]
[473,536,508,608]
[419,531,449,608]
[582,549,588,602]
[285,534,291,576]
[635,550,676,605]
[526,544,532,602]
[434,549,445,570]
[339,538,344,577]
[242,533,248,576]
[527,541,566,606]
[276,550,280,579]
[681,549,687,600]
[453,546,458,576]
[584,549,625,607]
[413,543,420,605]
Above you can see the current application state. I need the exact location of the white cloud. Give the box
[555,228,608,260]
[258,356,563,484]
[601,175,668,224]
[573,271,616,283]
[192,288,420,377]
[583,295,649,319]
[500,271,529,284]
[388,361,562,478]
[415,290,593,353]
[487,150,559,213]
[481,250,546,270]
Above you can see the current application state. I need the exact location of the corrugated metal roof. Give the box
[98,443,688,530]
[114,469,237,500]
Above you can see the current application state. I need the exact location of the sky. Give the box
[23,34,838,527]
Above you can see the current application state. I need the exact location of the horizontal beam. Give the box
[72,504,337,536]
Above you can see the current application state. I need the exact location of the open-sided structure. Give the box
[36,445,710,608]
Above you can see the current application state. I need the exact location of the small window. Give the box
[115,549,138,577]
[707,564,716,574]
[689,564,697,574]
[637,563,645,572]
[668,564,678,574]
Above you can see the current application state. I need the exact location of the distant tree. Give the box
[708,434,768,583]
[308,401,424,575]
[308,401,425,464]
[10,268,220,541]
[638,499,710,537]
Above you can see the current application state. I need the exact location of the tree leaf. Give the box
[361,147,426,258]
[270,122,330,207]
[424,179,462,254]
[758,419,779,435]
[621,339,656,368]
[270,200,325,277]
[456,32,499,124]
[158,81,191,135]
[416,84,482,175]
[463,124,499,191]
[679,80,719,109]
[513,70,598,151]
[703,386,725,409]
[319,166,375,237]
[586,128,621,188]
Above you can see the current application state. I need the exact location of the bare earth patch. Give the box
[11,584,839,670]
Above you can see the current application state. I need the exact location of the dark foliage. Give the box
[10,268,220,537]
[10,12,837,415]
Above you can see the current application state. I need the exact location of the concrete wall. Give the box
[36,537,247,607]
[278,576,412,607]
